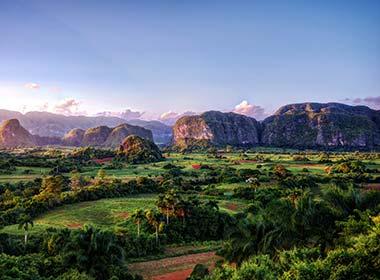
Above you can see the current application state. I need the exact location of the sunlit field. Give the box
[1,148,379,279]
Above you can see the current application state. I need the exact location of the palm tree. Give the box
[221,199,298,265]
[175,199,193,224]
[156,194,169,224]
[43,228,71,256]
[156,189,179,224]
[287,188,303,207]
[322,185,362,217]
[18,214,34,244]
[131,208,145,236]
[221,216,259,266]
[63,225,124,279]
[145,209,164,243]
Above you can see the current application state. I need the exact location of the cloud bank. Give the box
[232,100,267,120]
[24,83,40,90]
[96,109,144,120]
[23,97,271,124]
[54,98,84,115]
[159,111,196,125]
[343,96,380,110]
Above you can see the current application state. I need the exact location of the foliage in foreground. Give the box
[0,225,143,280]
[206,222,380,280]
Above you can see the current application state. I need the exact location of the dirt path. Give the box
[128,251,220,280]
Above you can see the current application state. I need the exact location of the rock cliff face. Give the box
[0,118,154,149]
[63,124,153,147]
[82,126,113,146]
[103,124,153,148]
[261,103,380,149]
[0,119,36,148]
[172,104,380,150]
[173,111,261,148]
[62,128,85,146]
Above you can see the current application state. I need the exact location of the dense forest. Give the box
[0,147,379,279]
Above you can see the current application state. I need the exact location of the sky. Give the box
[0,0,379,121]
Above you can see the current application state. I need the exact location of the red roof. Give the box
[192,164,201,170]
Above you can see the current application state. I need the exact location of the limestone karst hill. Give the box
[173,103,380,150]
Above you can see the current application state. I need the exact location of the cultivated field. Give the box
[1,148,379,279]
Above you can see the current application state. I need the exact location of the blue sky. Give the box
[0,0,379,120]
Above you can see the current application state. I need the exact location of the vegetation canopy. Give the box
[0,147,379,279]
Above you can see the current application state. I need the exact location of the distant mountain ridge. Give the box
[173,103,380,150]
[262,102,380,149]
[0,119,153,149]
[2,102,380,150]
[0,109,172,144]
[63,123,153,148]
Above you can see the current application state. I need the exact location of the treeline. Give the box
[1,157,378,228]
[0,147,117,174]
[141,189,234,243]
[0,175,158,227]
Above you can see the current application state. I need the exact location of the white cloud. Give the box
[159,111,196,125]
[54,98,85,115]
[233,100,267,120]
[160,111,179,120]
[24,83,40,90]
[96,109,144,120]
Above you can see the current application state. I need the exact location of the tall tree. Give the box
[175,199,193,224]
[18,214,34,244]
[94,168,107,186]
[145,209,164,243]
[62,225,124,279]
[41,175,63,195]
[131,208,145,236]
[70,171,84,192]
[156,189,180,224]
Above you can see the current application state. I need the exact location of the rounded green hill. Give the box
[119,135,163,163]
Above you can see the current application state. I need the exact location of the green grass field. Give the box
[0,166,50,182]
[1,193,247,236]
[2,151,379,236]
[1,195,157,235]
[2,152,379,182]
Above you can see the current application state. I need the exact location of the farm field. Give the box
[0,193,248,235]
[129,251,221,280]
[1,195,157,235]
[0,166,50,182]
[1,148,379,280]
[2,152,379,182]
